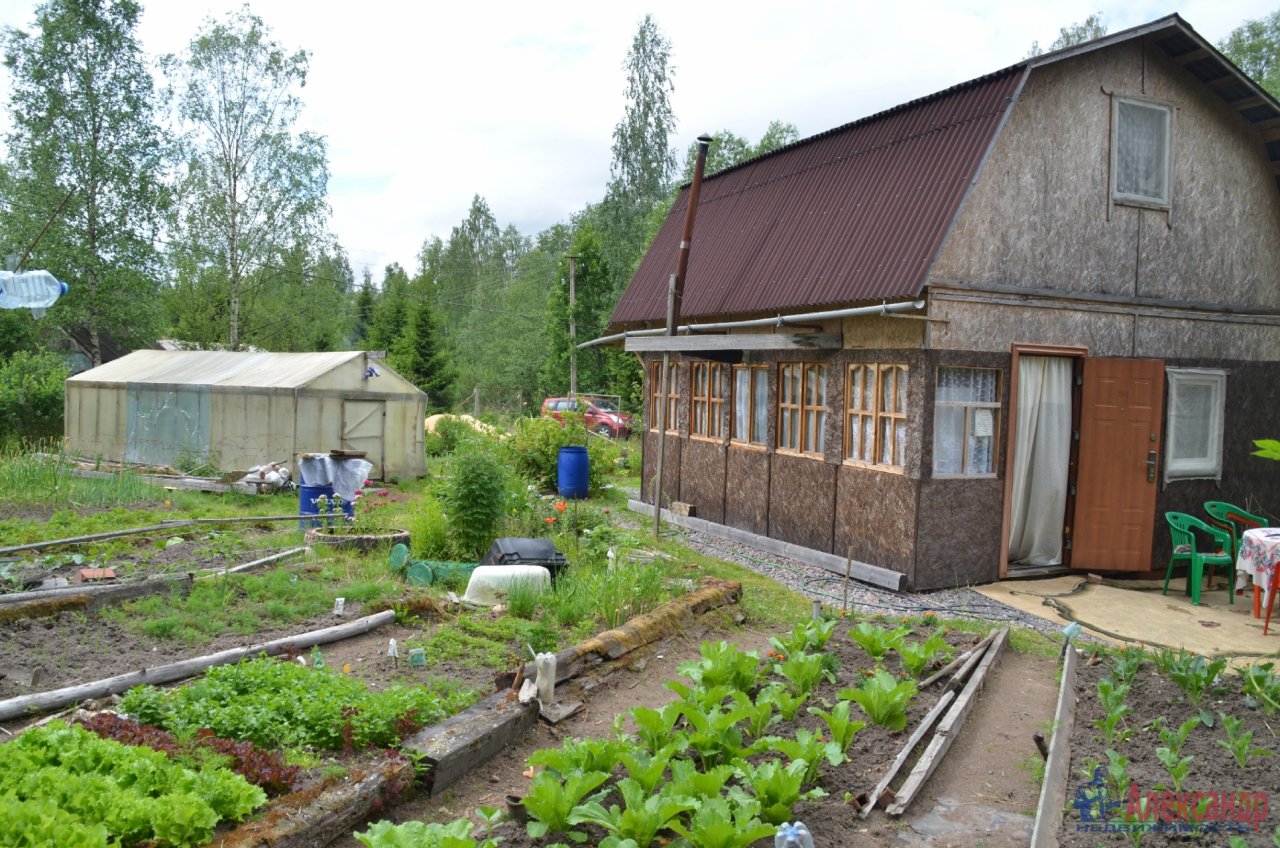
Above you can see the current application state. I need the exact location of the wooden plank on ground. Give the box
[920,630,997,689]
[1030,647,1080,848]
[401,690,538,795]
[859,689,956,819]
[887,628,1009,816]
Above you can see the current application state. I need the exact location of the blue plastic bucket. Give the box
[557,446,589,499]
[298,483,355,528]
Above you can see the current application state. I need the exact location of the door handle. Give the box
[1146,450,1157,483]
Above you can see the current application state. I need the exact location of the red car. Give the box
[541,397,634,438]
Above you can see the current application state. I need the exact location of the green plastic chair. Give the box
[1163,512,1234,606]
[1204,501,1268,559]
[1204,501,1269,614]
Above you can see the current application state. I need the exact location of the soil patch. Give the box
[1060,656,1280,846]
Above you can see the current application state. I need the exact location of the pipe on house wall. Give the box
[579,298,927,349]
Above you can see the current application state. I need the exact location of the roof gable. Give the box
[610,15,1280,329]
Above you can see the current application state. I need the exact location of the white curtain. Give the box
[1008,356,1073,566]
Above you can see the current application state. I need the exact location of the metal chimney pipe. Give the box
[669,134,713,335]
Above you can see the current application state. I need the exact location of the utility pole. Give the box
[567,254,579,398]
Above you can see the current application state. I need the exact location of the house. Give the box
[65,350,427,481]
[602,15,1280,591]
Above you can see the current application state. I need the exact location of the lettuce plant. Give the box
[769,619,837,658]
[677,641,762,693]
[354,817,499,847]
[849,622,911,661]
[839,670,918,731]
[528,736,630,778]
[808,699,866,755]
[730,759,826,825]
[777,652,830,698]
[1162,650,1226,705]
[521,769,610,841]
[1093,677,1133,745]
[732,689,780,739]
[1217,712,1274,768]
[569,778,695,847]
[896,629,953,677]
[667,758,737,801]
[1240,662,1280,715]
[628,702,686,755]
[668,795,777,848]
[682,699,753,768]
[758,682,808,721]
[618,743,680,794]
[756,728,844,787]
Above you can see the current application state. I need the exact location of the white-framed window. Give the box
[1165,368,1226,482]
[731,364,768,446]
[1112,97,1172,209]
[933,366,1000,477]
[845,363,908,469]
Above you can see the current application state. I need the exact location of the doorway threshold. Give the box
[1005,563,1069,579]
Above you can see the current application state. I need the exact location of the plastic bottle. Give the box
[310,647,325,669]
[0,270,67,317]
[535,652,557,703]
[775,822,814,848]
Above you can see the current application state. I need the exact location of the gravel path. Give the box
[617,497,1093,644]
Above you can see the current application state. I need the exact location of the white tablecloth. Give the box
[1236,527,1280,593]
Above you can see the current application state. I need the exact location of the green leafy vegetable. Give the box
[849,622,910,660]
[521,769,609,841]
[569,778,694,847]
[839,670,918,731]
[668,795,776,848]
[731,758,826,825]
[1217,712,1274,768]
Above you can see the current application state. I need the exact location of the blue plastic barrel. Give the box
[298,483,355,528]
[557,446,589,499]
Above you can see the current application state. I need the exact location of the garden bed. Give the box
[349,615,995,848]
[1059,648,1280,846]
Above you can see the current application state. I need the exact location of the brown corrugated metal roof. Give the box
[611,67,1024,325]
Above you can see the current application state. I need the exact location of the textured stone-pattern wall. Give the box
[725,447,770,535]
[1152,359,1280,569]
[641,430,682,507]
[680,438,727,524]
[834,465,918,582]
[914,478,1004,589]
[768,452,837,552]
[1135,316,1280,362]
[927,296,1135,355]
[930,41,1280,307]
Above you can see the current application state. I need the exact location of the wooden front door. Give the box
[1070,358,1164,571]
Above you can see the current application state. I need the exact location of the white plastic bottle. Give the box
[775,822,814,848]
[0,270,67,317]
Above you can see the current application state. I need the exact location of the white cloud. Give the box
[0,0,1272,282]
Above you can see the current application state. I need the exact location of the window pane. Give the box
[882,369,893,413]
[938,367,996,402]
[897,368,907,414]
[1117,100,1168,201]
[850,368,864,411]
[968,431,994,475]
[862,417,875,462]
[733,369,748,438]
[881,417,893,465]
[895,420,906,466]
[933,405,965,474]
[863,368,875,409]
[1172,382,1213,461]
[753,371,768,444]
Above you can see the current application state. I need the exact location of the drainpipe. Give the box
[652,134,712,540]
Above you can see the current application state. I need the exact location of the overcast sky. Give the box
[0,1,1273,284]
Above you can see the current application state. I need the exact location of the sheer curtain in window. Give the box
[1007,356,1073,566]
[1116,101,1168,201]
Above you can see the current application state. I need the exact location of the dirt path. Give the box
[328,626,1060,847]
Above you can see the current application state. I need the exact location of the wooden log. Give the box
[0,547,305,611]
[1030,647,1080,848]
[859,689,957,819]
[0,611,394,722]
[208,755,412,848]
[401,689,539,795]
[887,628,1009,816]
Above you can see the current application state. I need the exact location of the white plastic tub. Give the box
[461,565,551,606]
